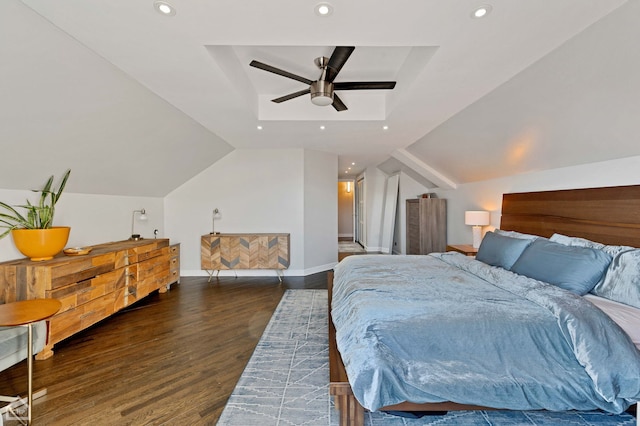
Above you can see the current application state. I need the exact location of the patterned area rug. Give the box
[217,290,636,426]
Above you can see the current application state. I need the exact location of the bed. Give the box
[328,185,640,426]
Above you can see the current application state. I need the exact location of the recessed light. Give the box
[351,162,355,165]
[315,2,333,17]
[382,125,389,130]
[320,125,326,130]
[154,1,176,16]
[471,5,492,19]
[257,125,263,130]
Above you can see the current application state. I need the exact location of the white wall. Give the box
[0,189,164,262]
[303,150,338,273]
[361,167,387,252]
[164,148,337,277]
[1,148,338,276]
[433,155,640,245]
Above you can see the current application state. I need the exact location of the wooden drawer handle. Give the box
[79,311,96,320]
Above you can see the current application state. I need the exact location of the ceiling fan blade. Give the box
[250,60,313,85]
[334,81,397,90]
[272,89,311,103]
[332,94,348,112]
[325,46,355,82]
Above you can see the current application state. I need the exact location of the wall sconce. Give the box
[346,181,351,193]
[465,210,490,249]
[211,208,220,234]
[131,208,147,240]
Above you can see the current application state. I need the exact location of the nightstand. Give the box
[446,244,478,256]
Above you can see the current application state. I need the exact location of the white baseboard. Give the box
[181,262,337,278]
[366,246,383,253]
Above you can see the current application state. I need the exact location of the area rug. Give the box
[338,241,366,253]
[217,290,636,426]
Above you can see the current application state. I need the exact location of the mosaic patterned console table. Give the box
[200,233,290,282]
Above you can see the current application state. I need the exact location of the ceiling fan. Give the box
[249,46,396,112]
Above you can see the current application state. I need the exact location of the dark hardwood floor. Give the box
[0,273,327,425]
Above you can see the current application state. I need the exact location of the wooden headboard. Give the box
[500,185,640,247]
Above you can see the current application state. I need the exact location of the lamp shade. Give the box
[465,210,490,226]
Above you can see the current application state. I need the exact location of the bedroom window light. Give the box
[465,210,490,248]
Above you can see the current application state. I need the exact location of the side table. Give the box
[446,244,478,256]
[0,299,61,425]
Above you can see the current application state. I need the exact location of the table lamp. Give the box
[131,208,147,240]
[465,210,490,248]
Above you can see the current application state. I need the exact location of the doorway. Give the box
[355,177,365,247]
[338,180,355,241]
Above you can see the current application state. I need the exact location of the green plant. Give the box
[0,169,71,239]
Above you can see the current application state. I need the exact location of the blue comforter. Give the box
[332,253,640,413]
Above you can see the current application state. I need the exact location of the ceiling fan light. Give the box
[310,80,334,106]
[311,94,334,106]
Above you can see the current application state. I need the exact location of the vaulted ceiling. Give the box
[1,0,637,196]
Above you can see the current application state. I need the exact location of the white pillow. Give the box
[494,229,540,241]
[584,294,640,350]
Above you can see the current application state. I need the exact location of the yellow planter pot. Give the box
[11,227,71,261]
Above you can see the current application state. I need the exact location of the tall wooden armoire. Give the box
[406,198,447,254]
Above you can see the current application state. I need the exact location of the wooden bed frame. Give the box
[329,184,640,426]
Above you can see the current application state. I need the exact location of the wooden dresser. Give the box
[201,233,290,281]
[169,243,181,284]
[406,198,447,254]
[0,239,174,359]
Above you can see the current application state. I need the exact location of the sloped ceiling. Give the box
[1,0,635,196]
[0,1,233,196]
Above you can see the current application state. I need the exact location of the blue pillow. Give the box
[510,239,613,295]
[476,232,533,270]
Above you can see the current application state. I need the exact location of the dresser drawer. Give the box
[49,253,116,290]
[48,291,118,343]
[46,269,125,314]
[137,266,170,298]
[137,254,169,279]
[169,268,179,284]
